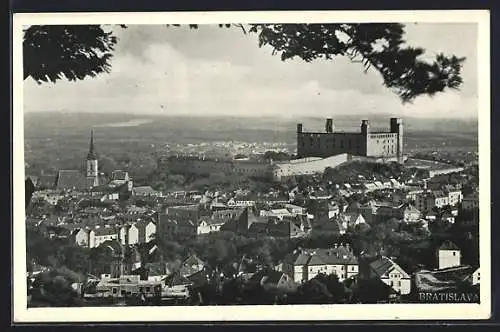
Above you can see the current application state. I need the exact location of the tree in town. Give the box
[25,178,36,208]
[313,273,348,303]
[24,23,465,103]
[351,277,394,303]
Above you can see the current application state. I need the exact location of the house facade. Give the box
[89,227,119,248]
[375,203,421,222]
[338,212,366,229]
[437,241,461,269]
[119,225,128,246]
[128,224,140,245]
[74,228,90,247]
[159,217,197,242]
[415,191,450,213]
[282,244,358,284]
[138,221,156,243]
[472,268,480,286]
[369,256,411,295]
[197,218,225,235]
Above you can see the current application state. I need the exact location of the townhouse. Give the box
[369,256,411,295]
[281,244,359,283]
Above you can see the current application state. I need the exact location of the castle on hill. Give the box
[296,117,404,162]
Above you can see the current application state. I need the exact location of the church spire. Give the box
[87,130,98,160]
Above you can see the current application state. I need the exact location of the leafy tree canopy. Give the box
[24,23,465,103]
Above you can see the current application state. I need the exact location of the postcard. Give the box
[12,10,490,322]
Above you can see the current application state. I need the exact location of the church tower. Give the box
[86,130,99,187]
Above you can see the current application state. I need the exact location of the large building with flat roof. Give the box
[296,117,404,162]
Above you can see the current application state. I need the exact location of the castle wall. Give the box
[366,133,399,158]
[159,156,273,179]
[164,157,233,176]
[298,118,403,161]
[297,132,365,158]
[233,160,273,179]
[273,153,349,181]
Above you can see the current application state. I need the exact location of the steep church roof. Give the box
[56,170,91,190]
[87,130,98,160]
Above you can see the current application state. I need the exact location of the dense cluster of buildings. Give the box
[158,118,463,182]
[26,118,480,305]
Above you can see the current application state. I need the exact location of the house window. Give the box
[397,281,401,287]
[146,287,151,292]
[453,252,456,256]
[112,288,118,294]
[121,290,126,296]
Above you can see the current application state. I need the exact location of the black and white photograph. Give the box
[12,10,490,322]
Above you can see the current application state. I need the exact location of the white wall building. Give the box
[128,224,140,245]
[437,241,461,269]
[369,256,411,295]
[272,154,349,181]
[89,228,119,248]
[472,268,480,286]
[281,245,358,284]
[74,228,90,247]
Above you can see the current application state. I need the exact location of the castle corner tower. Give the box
[390,118,404,163]
[86,130,99,187]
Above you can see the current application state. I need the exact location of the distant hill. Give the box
[23,112,477,177]
[24,111,478,139]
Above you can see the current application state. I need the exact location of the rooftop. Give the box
[404,158,463,171]
[439,240,460,251]
[56,170,93,191]
[285,246,358,266]
[370,256,410,278]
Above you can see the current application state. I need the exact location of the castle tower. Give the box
[390,117,404,162]
[296,123,304,158]
[325,118,334,133]
[361,120,370,136]
[86,130,99,187]
[297,123,303,134]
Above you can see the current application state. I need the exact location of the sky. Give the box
[23,23,478,119]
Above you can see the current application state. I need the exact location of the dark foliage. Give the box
[249,23,465,103]
[24,24,464,103]
[24,25,118,83]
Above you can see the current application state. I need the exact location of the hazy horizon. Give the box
[24,110,479,120]
[24,23,478,119]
